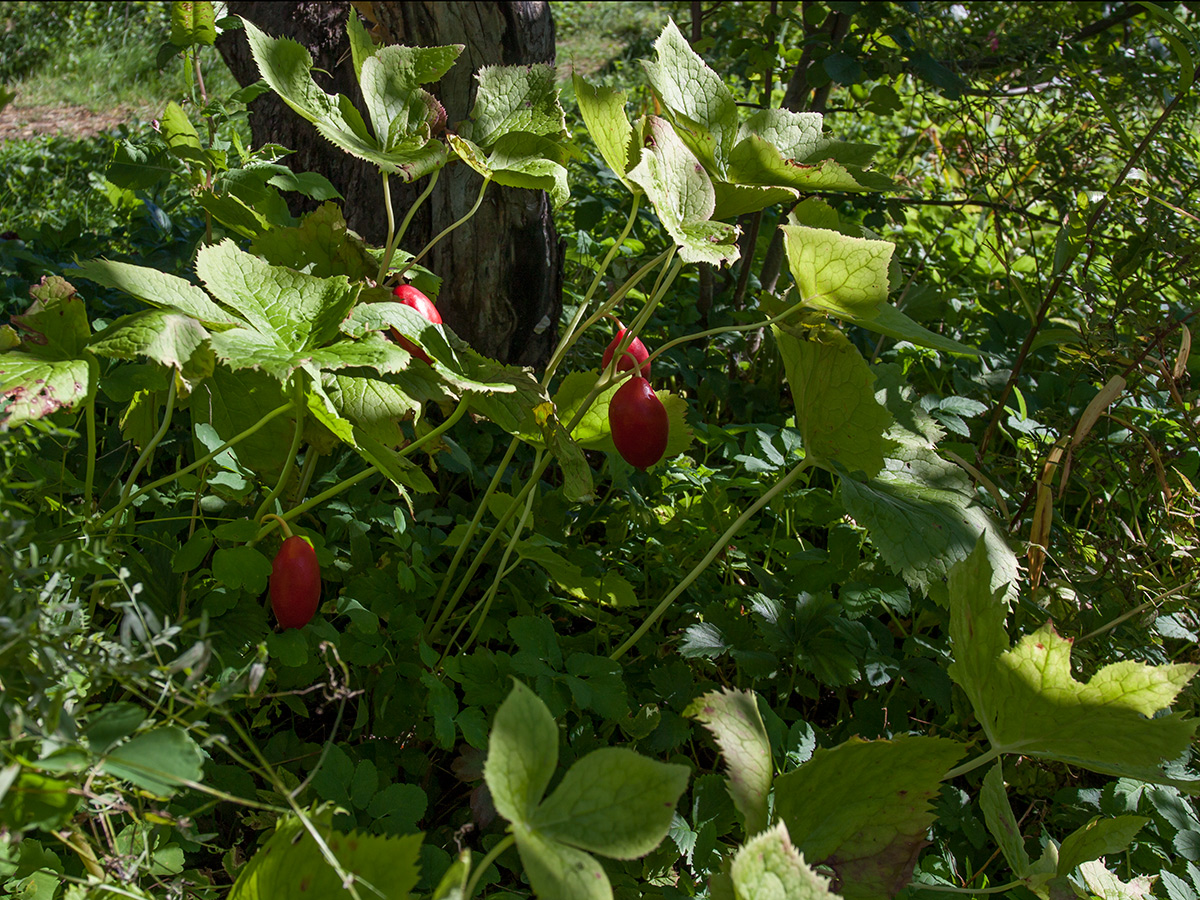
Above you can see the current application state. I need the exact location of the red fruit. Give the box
[601,325,651,378]
[390,284,442,364]
[270,536,321,629]
[609,376,669,470]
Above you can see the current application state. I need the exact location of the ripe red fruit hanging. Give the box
[601,324,651,378]
[270,536,321,630]
[390,284,442,364]
[609,376,669,470]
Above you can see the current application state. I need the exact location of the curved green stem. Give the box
[446,452,542,659]
[254,398,470,542]
[610,456,814,660]
[464,835,515,900]
[429,451,554,639]
[376,172,397,285]
[392,169,439,261]
[83,395,96,509]
[94,400,296,530]
[106,378,178,542]
[423,436,520,636]
[942,745,1002,781]
[253,377,308,522]
[293,448,320,504]
[909,880,1024,894]
[400,176,491,279]
[543,195,643,382]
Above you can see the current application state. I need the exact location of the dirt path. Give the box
[0,104,145,141]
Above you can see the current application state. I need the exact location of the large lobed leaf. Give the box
[948,540,1200,789]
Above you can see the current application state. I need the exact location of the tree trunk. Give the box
[216,1,562,368]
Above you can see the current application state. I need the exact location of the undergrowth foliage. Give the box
[1,2,1200,899]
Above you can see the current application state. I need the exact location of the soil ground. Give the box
[0,104,143,141]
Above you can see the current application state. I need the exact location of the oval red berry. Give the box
[602,327,651,378]
[390,284,442,364]
[270,536,321,629]
[609,376,669,470]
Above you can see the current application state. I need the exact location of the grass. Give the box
[552,1,673,78]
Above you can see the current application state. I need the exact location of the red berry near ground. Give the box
[601,324,651,378]
[609,376,669,470]
[270,536,321,629]
[390,284,442,364]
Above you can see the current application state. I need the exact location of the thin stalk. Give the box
[543,195,644,382]
[376,172,397,285]
[254,398,470,542]
[447,455,542,658]
[1077,578,1199,643]
[399,176,491,279]
[423,437,519,636]
[610,457,814,660]
[106,378,178,542]
[253,377,307,522]
[908,880,1024,895]
[293,448,320,504]
[83,395,96,509]
[428,450,554,640]
[464,835,515,899]
[95,401,296,529]
[393,169,439,256]
[942,745,1002,781]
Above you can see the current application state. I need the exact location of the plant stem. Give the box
[253,377,307,522]
[909,880,1025,894]
[400,176,491,279]
[376,171,397,285]
[423,437,519,637]
[1077,578,1199,643]
[254,398,469,542]
[106,378,178,542]
[464,835,515,899]
[610,456,814,660]
[83,395,96,510]
[543,194,643,382]
[393,169,439,257]
[95,401,296,530]
[942,745,1002,781]
[447,454,542,658]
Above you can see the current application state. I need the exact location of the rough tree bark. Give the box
[216,1,563,368]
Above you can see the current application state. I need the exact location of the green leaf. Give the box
[251,202,377,281]
[838,443,1019,601]
[517,544,635,606]
[323,371,425,448]
[75,259,244,327]
[240,17,448,179]
[13,276,92,358]
[228,812,422,900]
[627,116,740,265]
[731,823,842,900]
[0,771,80,832]
[88,309,210,370]
[529,747,689,859]
[513,827,611,900]
[948,540,1200,788]
[979,763,1031,878]
[212,546,273,593]
[773,736,964,900]
[195,239,356,350]
[641,18,738,176]
[573,75,637,190]
[774,325,894,477]
[684,688,772,837]
[85,703,148,753]
[359,43,460,150]
[1057,816,1149,877]
[782,225,892,318]
[466,64,566,147]
[1077,859,1156,900]
[170,1,216,47]
[346,10,378,82]
[485,679,559,825]
[191,366,294,479]
[101,726,205,797]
